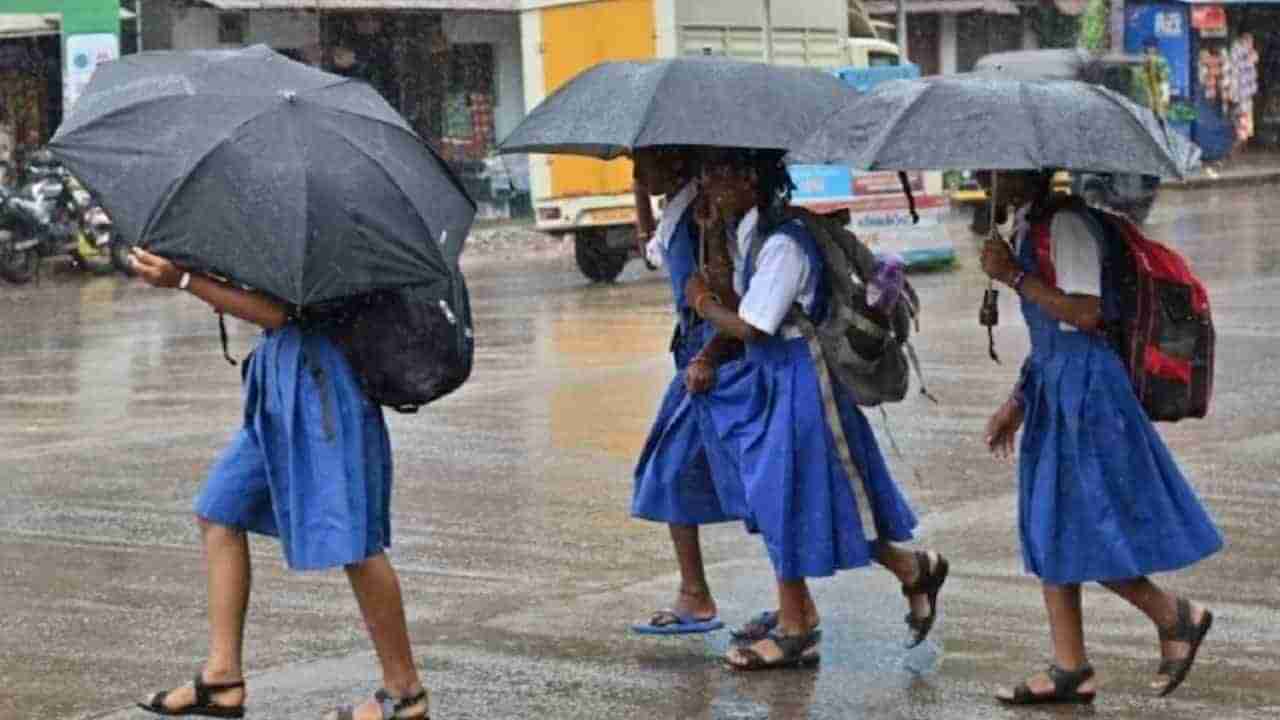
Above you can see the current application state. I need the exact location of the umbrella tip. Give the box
[281,90,298,103]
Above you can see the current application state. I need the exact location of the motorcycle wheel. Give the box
[0,230,38,284]
[110,237,136,277]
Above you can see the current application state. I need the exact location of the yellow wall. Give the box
[541,0,654,198]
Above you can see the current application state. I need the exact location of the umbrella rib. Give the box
[305,101,476,213]
[138,107,277,245]
[302,129,450,304]
[1090,85,1185,179]
[1020,81,1049,169]
[628,61,674,155]
[861,82,934,171]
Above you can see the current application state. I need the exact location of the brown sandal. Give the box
[997,664,1096,706]
[724,629,822,671]
[327,688,429,720]
[1155,597,1214,697]
[137,674,245,718]
[901,551,949,648]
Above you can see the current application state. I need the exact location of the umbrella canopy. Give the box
[498,56,856,159]
[791,74,1200,178]
[50,45,475,307]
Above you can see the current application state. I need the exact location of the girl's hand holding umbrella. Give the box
[130,247,184,289]
[130,247,287,331]
[980,233,1019,286]
[683,272,718,394]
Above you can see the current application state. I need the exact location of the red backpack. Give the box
[1033,199,1214,422]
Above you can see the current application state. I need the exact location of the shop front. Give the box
[178,2,527,217]
[1126,0,1280,161]
[1,1,122,156]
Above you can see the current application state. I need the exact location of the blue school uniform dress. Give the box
[1013,206,1223,585]
[194,324,394,571]
[632,183,747,525]
[695,208,918,581]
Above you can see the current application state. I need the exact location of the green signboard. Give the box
[3,1,120,110]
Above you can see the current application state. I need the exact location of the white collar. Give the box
[654,181,699,255]
[733,206,762,259]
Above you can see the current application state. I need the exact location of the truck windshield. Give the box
[868,51,899,67]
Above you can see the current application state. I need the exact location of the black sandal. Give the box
[724,629,822,671]
[901,551,949,648]
[1155,597,1214,697]
[138,674,246,718]
[997,664,1097,706]
[327,688,429,720]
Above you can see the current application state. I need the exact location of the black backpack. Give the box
[304,273,474,414]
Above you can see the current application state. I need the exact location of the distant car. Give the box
[957,49,1163,229]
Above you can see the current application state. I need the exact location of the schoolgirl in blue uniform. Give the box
[684,149,949,670]
[980,170,1222,705]
[630,147,748,635]
[128,248,429,720]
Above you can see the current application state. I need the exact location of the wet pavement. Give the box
[2,185,1279,720]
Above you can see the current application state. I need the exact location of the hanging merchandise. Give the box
[1199,47,1222,101]
[1231,34,1260,142]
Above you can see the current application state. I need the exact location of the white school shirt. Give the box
[728,207,817,337]
[1011,203,1104,331]
[645,181,699,269]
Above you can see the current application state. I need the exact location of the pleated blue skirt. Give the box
[1018,334,1223,585]
[632,322,746,525]
[195,325,393,571]
[696,337,917,580]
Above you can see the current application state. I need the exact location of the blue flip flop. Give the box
[631,608,725,635]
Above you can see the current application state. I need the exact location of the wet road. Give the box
[2,185,1278,720]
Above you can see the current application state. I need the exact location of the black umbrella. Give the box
[791,74,1200,178]
[498,56,856,158]
[793,74,1202,364]
[50,45,475,307]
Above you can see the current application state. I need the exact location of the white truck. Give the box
[517,0,899,281]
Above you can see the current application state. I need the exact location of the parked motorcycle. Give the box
[0,149,117,283]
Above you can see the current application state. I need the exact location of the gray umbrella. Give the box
[792,74,1200,178]
[49,45,475,307]
[498,56,856,158]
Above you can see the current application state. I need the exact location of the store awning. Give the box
[0,7,136,40]
[865,0,1021,16]
[0,14,59,40]
[199,1,519,10]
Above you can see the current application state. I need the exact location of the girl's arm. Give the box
[979,236,1102,332]
[130,248,289,330]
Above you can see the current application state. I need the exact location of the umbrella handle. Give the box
[980,172,1001,363]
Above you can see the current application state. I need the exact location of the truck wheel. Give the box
[0,230,37,284]
[574,230,628,283]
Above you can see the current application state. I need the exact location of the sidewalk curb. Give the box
[1164,170,1280,190]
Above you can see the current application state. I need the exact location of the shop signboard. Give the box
[1191,6,1227,39]
[4,1,120,113]
[1126,4,1192,99]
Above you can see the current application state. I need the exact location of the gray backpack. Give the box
[751,207,927,407]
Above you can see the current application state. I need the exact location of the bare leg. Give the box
[1101,577,1209,691]
[343,553,427,720]
[666,524,716,618]
[144,518,250,712]
[996,583,1097,700]
[725,579,819,666]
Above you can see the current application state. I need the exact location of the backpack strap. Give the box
[786,307,880,543]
